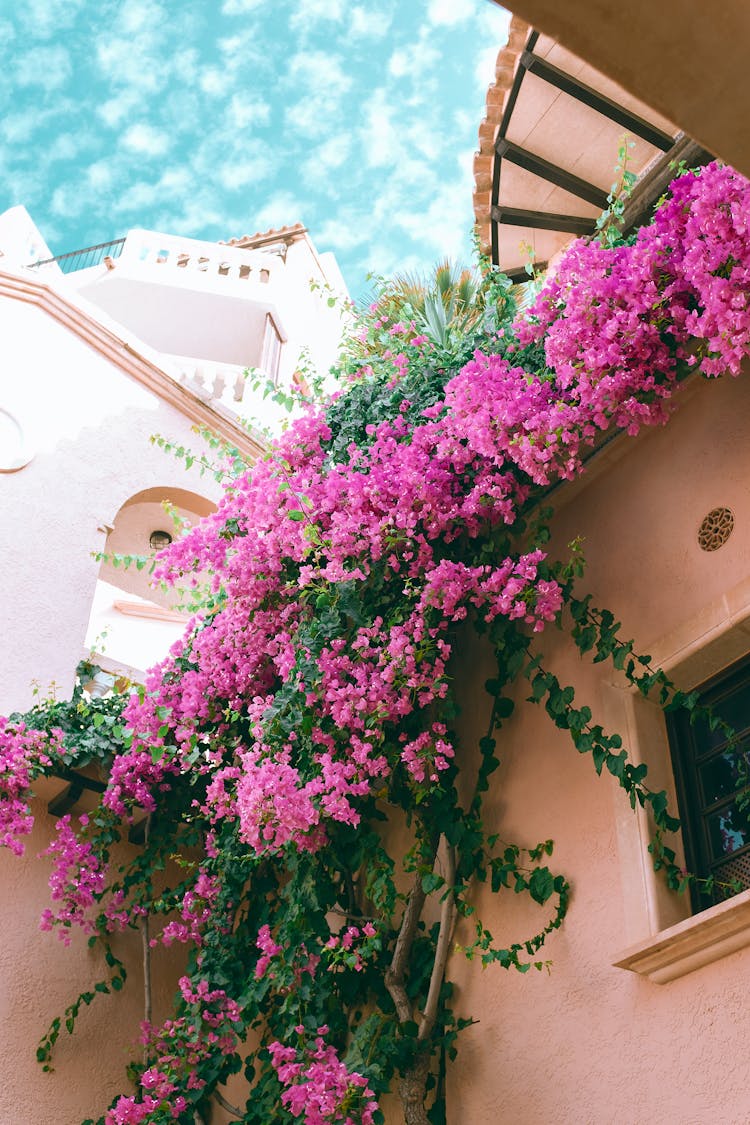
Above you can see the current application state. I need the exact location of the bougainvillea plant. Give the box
[3,160,750,1125]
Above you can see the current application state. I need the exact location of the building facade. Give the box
[0,206,346,1123]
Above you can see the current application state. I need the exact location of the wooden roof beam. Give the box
[491,205,597,235]
[495,139,609,210]
[520,51,674,151]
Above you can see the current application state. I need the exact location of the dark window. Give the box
[667,657,750,911]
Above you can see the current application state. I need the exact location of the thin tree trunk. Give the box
[399,1053,431,1125]
[385,835,456,1125]
[141,813,152,1065]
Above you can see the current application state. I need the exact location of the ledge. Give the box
[113,598,189,624]
[0,266,265,462]
[613,887,750,983]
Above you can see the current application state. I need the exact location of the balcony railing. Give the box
[28,237,126,274]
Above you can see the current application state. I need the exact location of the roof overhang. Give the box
[486,0,750,182]
[473,16,712,276]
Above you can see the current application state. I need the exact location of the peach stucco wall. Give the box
[447,370,750,1124]
[0,799,184,1124]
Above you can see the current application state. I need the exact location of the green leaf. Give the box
[421,871,444,894]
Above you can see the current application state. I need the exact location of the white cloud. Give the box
[200,69,226,97]
[227,94,271,129]
[348,5,392,38]
[285,51,352,137]
[388,37,440,80]
[453,107,474,132]
[172,48,201,85]
[216,29,268,74]
[118,0,166,34]
[98,91,141,129]
[113,166,192,216]
[477,4,512,40]
[114,180,160,212]
[361,87,432,173]
[0,106,67,143]
[122,123,170,157]
[290,0,345,31]
[362,88,397,169]
[158,168,192,196]
[47,133,84,162]
[50,183,88,219]
[301,134,351,184]
[389,148,476,262]
[314,215,370,253]
[96,36,163,95]
[251,191,307,233]
[216,156,273,190]
[18,0,85,39]
[221,0,263,13]
[153,191,226,236]
[16,45,71,91]
[426,0,476,26]
[475,42,501,89]
[86,161,114,191]
[287,50,351,95]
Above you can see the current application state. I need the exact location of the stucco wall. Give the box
[4,290,750,1121]
[447,370,750,1124]
[0,288,230,1123]
[0,797,185,1125]
[0,293,222,714]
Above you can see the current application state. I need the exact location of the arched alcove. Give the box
[99,485,216,607]
[87,485,217,677]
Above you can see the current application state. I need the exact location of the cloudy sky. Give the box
[0,0,510,297]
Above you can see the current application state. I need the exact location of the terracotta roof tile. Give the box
[222,222,308,250]
[472,14,531,256]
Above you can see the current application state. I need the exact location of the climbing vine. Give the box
[2,161,750,1124]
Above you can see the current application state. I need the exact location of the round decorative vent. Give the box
[698,506,735,551]
[0,407,34,472]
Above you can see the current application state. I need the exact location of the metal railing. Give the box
[28,237,126,274]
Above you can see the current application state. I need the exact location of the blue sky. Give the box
[0,0,510,298]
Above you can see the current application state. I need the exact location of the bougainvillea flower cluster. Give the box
[0,719,60,854]
[1,162,750,1123]
[269,1030,378,1125]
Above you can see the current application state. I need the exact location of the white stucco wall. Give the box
[0,292,223,713]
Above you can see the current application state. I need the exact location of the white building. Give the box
[0,206,347,711]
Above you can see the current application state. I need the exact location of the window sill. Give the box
[613,887,750,983]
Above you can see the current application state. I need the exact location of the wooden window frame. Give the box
[666,655,750,913]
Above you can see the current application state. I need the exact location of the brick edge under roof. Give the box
[222,222,308,250]
[472,14,530,257]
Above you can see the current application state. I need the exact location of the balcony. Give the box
[28,237,126,275]
[47,229,288,370]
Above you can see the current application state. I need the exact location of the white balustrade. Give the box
[119,229,277,287]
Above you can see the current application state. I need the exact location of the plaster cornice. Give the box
[0,267,267,462]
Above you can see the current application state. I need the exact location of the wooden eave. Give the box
[473,17,713,274]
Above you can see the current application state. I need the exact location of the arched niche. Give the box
[99,485,216,609]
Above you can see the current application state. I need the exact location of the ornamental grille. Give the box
[698,506,734,551]
[714,849,750,899]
